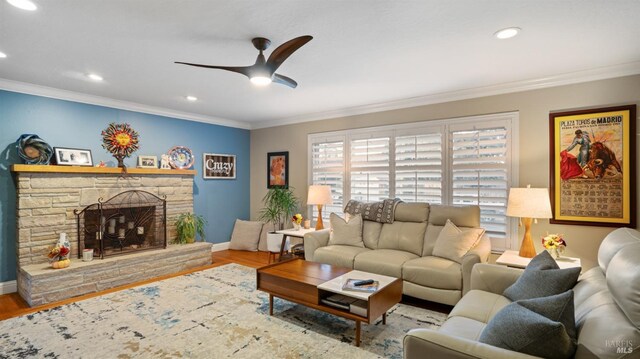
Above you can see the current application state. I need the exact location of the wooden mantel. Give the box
[11,164,196,176]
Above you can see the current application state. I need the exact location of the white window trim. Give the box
[308,111,520,250]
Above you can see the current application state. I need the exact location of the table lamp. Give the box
[307,185,333,230]
[506,185,553,258]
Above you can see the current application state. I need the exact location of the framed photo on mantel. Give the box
[549,105,636,227]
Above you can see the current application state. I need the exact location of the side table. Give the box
[275,228,316,261]
[496,250,581,270]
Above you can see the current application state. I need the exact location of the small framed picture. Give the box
[137,155,158,169]
[267,151,288,188]
[203,153,236,179]
[53,147,93,166]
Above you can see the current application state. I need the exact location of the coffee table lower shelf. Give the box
[256,259,402,347]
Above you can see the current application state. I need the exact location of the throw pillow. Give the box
[328,213,364,247]
[479,290,577,359]
[229,220,263,251]
[431,219,485,263]
[503,250,581,301]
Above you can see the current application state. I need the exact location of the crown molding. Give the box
[0,78,252,130]
[252,61,640,129]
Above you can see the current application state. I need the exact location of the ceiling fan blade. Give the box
[272,73,298,88]
[266,35,312,73]
[174,62,252,77]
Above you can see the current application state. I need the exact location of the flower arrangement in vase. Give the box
[292,213,303,230]
[542,233,566,259]
[47,233,71,269]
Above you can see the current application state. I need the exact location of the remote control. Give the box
[353,279,374,286]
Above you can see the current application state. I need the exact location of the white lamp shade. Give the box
[506,187,553,219]
[307,185,333,205]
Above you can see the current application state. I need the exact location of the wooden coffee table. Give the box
[256,258,402,346]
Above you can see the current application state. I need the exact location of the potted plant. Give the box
[258,187,299,232]
[258,187,299,253]
[175,213,207,244]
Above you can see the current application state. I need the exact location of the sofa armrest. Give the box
[403,328,538,359]
[470,263,523,295]
[303,229,330,261]
[461,234,492,295]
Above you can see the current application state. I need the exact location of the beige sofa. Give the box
[304,203,491,306]
[404,227,640,359]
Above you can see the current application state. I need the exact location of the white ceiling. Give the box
[1,0,639,129]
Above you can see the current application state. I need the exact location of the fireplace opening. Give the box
[75,190,167,259]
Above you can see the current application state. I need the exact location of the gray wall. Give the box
[250,74,640,270]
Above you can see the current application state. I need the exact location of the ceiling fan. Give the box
[175,35,312,88]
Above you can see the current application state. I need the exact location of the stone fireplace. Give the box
[12,165,212,306]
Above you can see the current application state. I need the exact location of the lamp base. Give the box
[518,217,536,258]
[315,205,324,230]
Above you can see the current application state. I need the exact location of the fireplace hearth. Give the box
[75,190,167,259]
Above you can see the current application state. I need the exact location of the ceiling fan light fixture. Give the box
[0,51,7,59]
[494,27,521,39]
[6,0,37,11]
[186,95,198,102]
[250,76,272,86]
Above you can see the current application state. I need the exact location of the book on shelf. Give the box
[320,294,369,317]
[341,278,379,293]
[321,293,357,310]
[349,299,368,317]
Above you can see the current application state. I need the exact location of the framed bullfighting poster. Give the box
[549,105,636,227]
[267,151,289,188]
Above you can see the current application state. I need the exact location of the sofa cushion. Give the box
[362,220,383,249]
[432,219,485,263]
[439,316,487,341]
[428,205,481,227]
[313,245,371,269]
[377,221,427,256]
[394,202,429,222]
[503,250,581,301]
[229,220,263,251]
[479,291,577,359]
[403,256,462,291]
[448,290,512,324]
[606,242,640,328]
[354,249,418,278]
[328,213,364,247]
[597,227,640,272]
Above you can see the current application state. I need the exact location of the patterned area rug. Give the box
[0,263,446,358]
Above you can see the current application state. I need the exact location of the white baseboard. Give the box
[0,280,17,295]
[211,241,230,252]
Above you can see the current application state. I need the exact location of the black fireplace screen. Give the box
[74,190,167,259]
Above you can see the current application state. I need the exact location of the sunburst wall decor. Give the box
[101,122,140,167]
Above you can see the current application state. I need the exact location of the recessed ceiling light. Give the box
[186,96,198,102]
[494,27,521,40]
[0,51,7,59]
[6,0,38,11]
[87,73,103,81]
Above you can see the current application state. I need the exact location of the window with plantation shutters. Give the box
[395,132,443,204]
[350,137,390,202]
[310,139,345,224]
[309,112,517,251]
[450,121,511,248]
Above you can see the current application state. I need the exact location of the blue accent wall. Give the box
[0,90,250,282]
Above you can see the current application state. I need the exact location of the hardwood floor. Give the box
[0,249,450,320]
